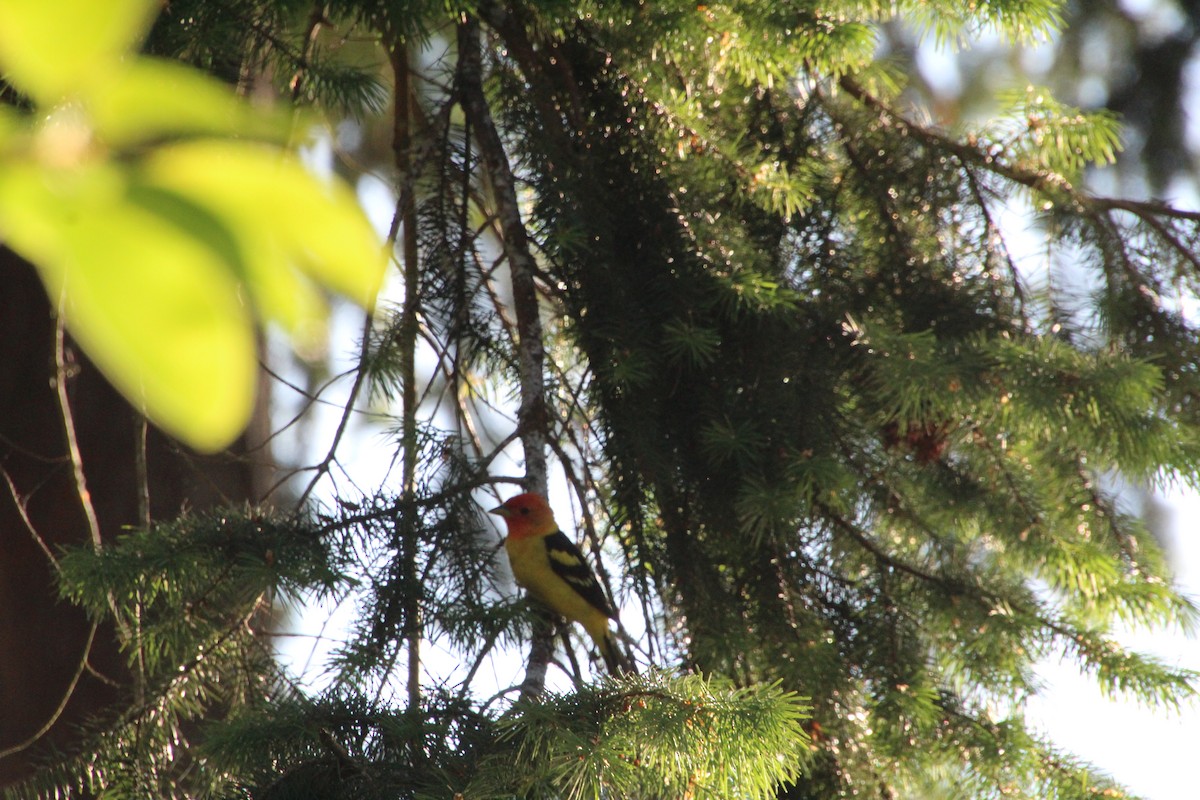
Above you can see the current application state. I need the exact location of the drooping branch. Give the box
[839,77,1200,224]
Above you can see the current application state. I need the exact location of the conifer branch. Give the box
[822,496,1172,685]
[962,167,1030,322]
[822,505,944,586]
[293,49,455,511]
[839,76,1200,225]
[19,3,1200,798]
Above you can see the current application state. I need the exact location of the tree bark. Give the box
[0,249,267,786]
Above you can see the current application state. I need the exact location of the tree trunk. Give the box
[0,249,268,786]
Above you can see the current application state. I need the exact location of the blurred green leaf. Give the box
[0,161,258,451]
[0,2,385,451]
[142,140,387,311]
[0,0,157,101]
[87,59,289,145]
[127,180,328,338]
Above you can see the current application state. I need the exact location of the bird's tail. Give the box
[598,628,636,675]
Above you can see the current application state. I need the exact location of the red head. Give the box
[489,492,558,540]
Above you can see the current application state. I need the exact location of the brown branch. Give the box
[294,67,456,510]
[289,3,332,103]
[473,0,576,152]
[818,499,1094,650]
[963,167,1030,324]
[52,314,102,553]
[820,504,945,587]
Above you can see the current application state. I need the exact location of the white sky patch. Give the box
[916,40,964,98]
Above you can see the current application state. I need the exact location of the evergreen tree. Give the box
[4,1,1200,799]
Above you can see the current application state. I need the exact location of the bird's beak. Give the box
[489,504,510,518]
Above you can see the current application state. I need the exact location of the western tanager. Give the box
[490,492,624,673]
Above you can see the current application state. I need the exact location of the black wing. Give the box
[543,530,616,619]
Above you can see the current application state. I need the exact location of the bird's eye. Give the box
[520,507,530,515]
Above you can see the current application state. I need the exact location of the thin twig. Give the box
[1,466,62,574]
[53,314,101,553]
[0,622,100,760]
[295,314,375,508]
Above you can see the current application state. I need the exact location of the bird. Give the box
[489,492,625,673]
